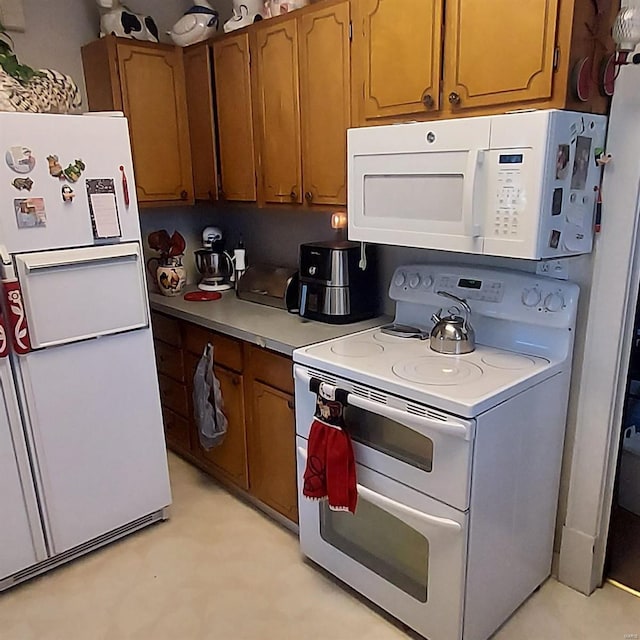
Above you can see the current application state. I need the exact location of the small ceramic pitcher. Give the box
[148,256,187,296]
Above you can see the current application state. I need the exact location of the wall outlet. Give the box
[536,259,569,280]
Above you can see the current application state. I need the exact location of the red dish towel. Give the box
[302,382,357,514]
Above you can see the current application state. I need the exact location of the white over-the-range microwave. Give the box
[347,109,607,260]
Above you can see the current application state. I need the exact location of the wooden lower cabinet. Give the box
[246,380,298,522]
[184,348,249,490]
[151,314,298,523]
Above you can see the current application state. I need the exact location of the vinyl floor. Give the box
[1,453,639,640]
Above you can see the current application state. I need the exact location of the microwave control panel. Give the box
[493,153,526,239]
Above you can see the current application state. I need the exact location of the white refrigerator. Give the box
[0,112,171,590]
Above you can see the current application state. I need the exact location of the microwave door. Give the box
[348,119,490,253]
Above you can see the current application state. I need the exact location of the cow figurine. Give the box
[97,0,159,43]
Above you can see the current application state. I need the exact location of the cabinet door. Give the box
[351,0,443,124]
[116,41,193,205]
[213,33,257,201]
[199,367,248,490]
[247,381,298,522]
[184,42,219,201]
[444,0,559,110]
[254,19,303,204]
[299,1,350,206]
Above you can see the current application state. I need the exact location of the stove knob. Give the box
[521,287,541,307]
[408,274,421,288]
[394,271,407,287]
[544,292,565,312]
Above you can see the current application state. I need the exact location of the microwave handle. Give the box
[297,446,462,534]
[466,149,485,238]
[295,368,472,441]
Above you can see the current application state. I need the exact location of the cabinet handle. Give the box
[422,93,434,109]
[287,399,295,411]
[448,92,461,105]
[305,191,313,203]
[180,190,189,200]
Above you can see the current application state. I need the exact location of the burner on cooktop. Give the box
[330,341,385,358]
[480,352,540,370]
[380,323,430,340]
[392,356,483,386]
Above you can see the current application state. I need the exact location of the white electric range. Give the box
[293,263,579,640]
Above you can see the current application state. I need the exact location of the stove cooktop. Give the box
[293,328,561,418]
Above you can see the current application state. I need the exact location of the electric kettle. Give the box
[430,291,476,355]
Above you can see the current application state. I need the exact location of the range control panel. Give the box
[389,264,579,328]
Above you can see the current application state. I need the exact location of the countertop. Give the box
[149,288,388,356]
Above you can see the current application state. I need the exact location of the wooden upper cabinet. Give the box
[116,41,193,205]
[253,19,303,205]
[183,42,218,201]
[444,0,559,111]
[82,37,193,206]
[213,33,257,201]
[299,1,350,206]
[351,0,443,125]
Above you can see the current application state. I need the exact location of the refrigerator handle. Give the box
[0,243,14,278]
[0,306,8,358]
[1,279,32,355]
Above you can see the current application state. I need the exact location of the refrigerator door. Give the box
[15,243,147,349]
[0,112,140,253]
[17,328,171,554]
[0,358,47,581]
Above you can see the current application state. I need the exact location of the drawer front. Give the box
[154,340,185,382]
[151,312,182,347]
[158,373,189,417]
[162,408,191,452]
[248,345,293,395]
[184,323,243,372]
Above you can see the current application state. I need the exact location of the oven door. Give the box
[294,366,474,511]
[296,437,467,640]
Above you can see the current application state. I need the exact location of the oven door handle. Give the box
[357,484,462,534]
[347,394,472,441]
[297,445,462,534]
[296,367,471,440]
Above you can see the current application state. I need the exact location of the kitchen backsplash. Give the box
[139,204,561,315]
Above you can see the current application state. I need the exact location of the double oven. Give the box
[293,264,579,640]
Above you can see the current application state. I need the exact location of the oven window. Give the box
[320,498,429,602]
[344,405,434,472]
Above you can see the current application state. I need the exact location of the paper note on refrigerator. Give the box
[86,179,122,239]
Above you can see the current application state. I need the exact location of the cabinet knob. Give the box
[305,191,313,202]
[290,190,297,201]
[180,190,189,200]
[422,93,434,109]
[231,376,240,386]
[448,92,461,105]
[287,399,295,411]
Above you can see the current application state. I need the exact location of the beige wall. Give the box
[8,0,232,105]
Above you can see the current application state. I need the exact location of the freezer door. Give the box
[0,358,47,581]
[14,243,147,349]
[17,328,171,554]
[0,111,140,253]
